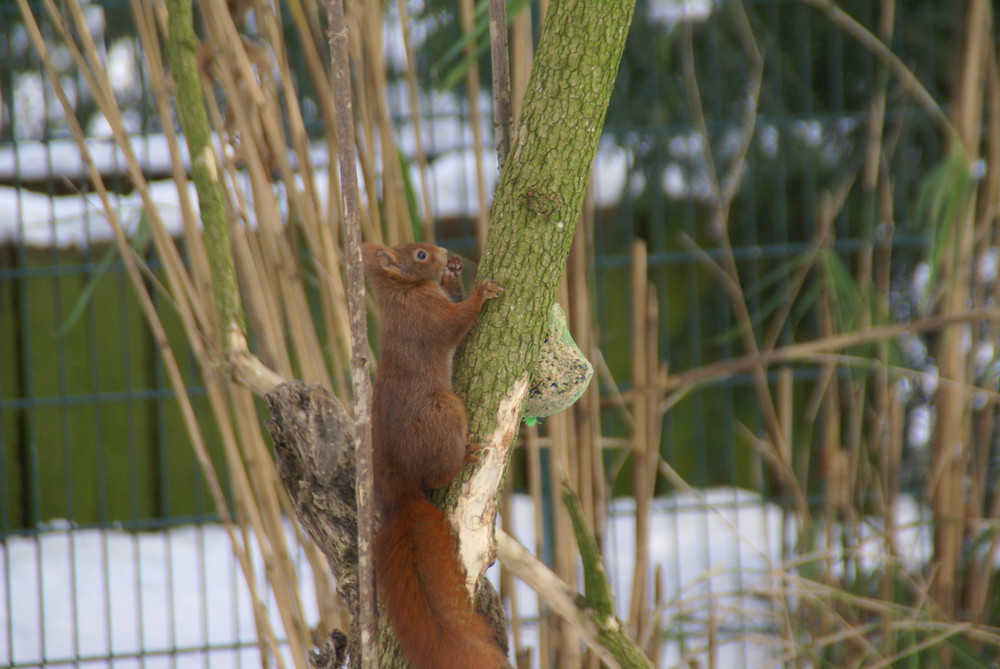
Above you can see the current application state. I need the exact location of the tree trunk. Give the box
[441,0,636,657]
[268,0,635,665]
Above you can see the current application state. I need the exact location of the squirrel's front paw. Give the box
[477,279,503,299]
[445,255,463,276]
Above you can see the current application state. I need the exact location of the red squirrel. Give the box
[362,242,507,669]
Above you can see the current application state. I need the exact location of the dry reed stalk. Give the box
[967,46,1000,628]
[814,250,844,516]
[499,475,525,664]
[624,239,664,656]
[568,213,606,548]
[232,385,312,654]
[814,254,849,653]
[873,237,900,658]
[284,0,345,220]
[626,240,650,637]
[266,4,333,213]
[640,285,662,657]
[395,0,436,240]
[836,0,898,606]
[552,221,609,669]
[510,1,533,121]
[546,406,583,667]
[363,0,413,245]
[775,365,800,653]
[777,368,793,483]
[523,424,551,669]
[664,306,1000,394]
[248,0,354,392]
[864,1,897,628]
[458,0,491,252]
[205,379,311,667]
[488,0,512,169]
[230,224,294,376]
[927,0,990,620]
[647,566,665,666]
[883,382,904,563]
[195,0,334,387]
[18,3,323,666]
[963,8,999,631]
[339,5,379,243]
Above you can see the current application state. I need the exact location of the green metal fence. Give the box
[0,0,977,666]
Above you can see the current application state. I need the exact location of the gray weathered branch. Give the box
[265,382,359,666]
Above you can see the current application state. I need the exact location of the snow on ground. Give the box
[0,490,931,669]
[1,520,313,669]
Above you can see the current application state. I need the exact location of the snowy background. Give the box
[0,490,933,668]
[0,133,642,249]
[0,0,846,252]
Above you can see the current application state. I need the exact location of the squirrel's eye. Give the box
[416,250,427,260]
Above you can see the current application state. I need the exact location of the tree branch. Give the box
[321,1,377,666]
[489,0,513,170]
[449,0,637,592]
[164,0,243,340]
[561,485,656,668]
[265,382,359,664]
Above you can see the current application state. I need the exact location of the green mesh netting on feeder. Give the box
[523,303,594,424]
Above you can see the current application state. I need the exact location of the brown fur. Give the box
[363,242,506,669]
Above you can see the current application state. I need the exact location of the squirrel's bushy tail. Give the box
[375,481,507,669]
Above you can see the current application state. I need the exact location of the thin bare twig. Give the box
[798,0,952,135]
[662,305,1000,394]
[458,0,491,251]
[680,4,790,468]
[489,0,513,170]
[397,0,436,240]
[496,529,622,669]
[323,1,377,665]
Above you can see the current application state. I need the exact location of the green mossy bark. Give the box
[562,486,614,616]
[453,0,635,436]
[436,0,635,665]
[165,0,244,340]
[564,486,656,668]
